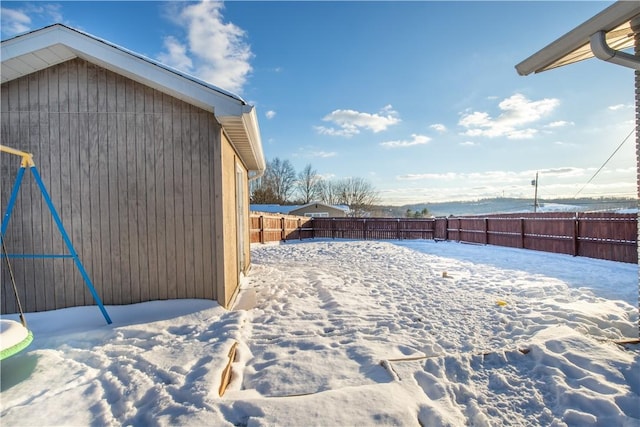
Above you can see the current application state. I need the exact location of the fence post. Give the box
[331,218,336,239]
[363,218,367,240]
[573,213,579,257]
[259,215,265,244]
[445,217,449,241]
[484,218,488,245]
[397,218,401,240]
[520,218,525,249]
[298,218,302,241]
[281,217,286,241]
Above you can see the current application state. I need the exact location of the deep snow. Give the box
[1,239,638,426]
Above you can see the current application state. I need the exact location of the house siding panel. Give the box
[1,58,220,314]
[221,134,239,308]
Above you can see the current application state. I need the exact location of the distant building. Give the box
[289,202,349,217]
[251,202,349,217]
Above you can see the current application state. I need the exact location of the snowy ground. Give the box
[1,239,638,426]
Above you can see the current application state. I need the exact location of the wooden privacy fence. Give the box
[312,218,436,240]
[250,212,638,263]
[250,213,314,244]
[441,212,637,263]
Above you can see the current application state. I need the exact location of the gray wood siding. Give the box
[1,58,219,314]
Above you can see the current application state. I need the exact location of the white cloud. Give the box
[382,165,634,203]
[546,120,574,128]
[265,110,276,119]
[315,105,400,137]
[311,151,337,158]
[397,172,458,181]
[1,4,63,37]
[430,123,447,133]
[396,167,587,183]
[158,1,253,95]
[314,126,352,137]
[380,134,430,148]
[460,141,478,147]
[538,167,586,178]
[458,93,559,140]
[158,36,193,70]
[553,140,577,147]
[1,8,31,35]
[608,104,632,111]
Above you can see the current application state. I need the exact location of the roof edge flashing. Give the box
[590,30,640,70]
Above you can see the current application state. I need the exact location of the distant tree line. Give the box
[406,208,430,218]
[250,158,379,217]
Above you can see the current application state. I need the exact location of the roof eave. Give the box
[219,107,266,173]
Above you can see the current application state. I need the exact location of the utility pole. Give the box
[531,171,539,213]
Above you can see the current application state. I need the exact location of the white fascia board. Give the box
[241,107,266,172]
[515,1,640,76]
[218,108,266,173]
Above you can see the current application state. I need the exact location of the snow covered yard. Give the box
[1,239,638,426]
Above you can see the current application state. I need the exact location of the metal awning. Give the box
[516,1,640,75]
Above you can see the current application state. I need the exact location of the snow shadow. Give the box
[0,354,39,391]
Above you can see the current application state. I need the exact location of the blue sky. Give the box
[1,1,636,205]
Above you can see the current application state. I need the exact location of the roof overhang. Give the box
[1,24,265,172]
[516,1,640,75]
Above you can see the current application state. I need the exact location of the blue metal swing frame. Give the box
[1,146,112,324]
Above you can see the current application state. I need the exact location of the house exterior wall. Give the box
[240,170,251,278]
[0,58,222,314]
[216,132,250,308]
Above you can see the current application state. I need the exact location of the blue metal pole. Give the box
[30,166,112,324]
[1,166,26,237]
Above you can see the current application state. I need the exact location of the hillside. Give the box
[372,197,637,217]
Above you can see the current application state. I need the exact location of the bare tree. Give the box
[250,158,296,204]
[252,158,297,204]
[335,177,379,217]
[250,158,378,216]
[318,179,341,205]
[296,164,322,204]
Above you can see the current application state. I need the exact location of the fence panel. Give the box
[447,218,461,241]
[486,218,524,248]
[458,218,486,244]
[400,219,435,240]
[523,216,575,255]
[250,213,313,243]
[577,213,637,262]
[363,218,399,240]
[310,218,333,239]
[434,218,448,240]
